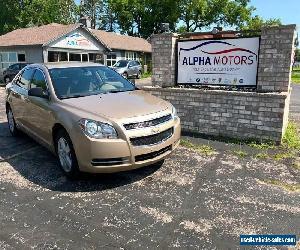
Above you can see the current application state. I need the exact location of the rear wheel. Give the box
[55,129,80,178]
[4,76,10,84]
[6,106,20,136]
[122,72,128,79]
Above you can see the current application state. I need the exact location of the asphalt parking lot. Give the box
[0,86,299,249]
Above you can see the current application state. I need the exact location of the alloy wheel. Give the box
[7,109,15,133]
[5,77,10,84]
[57,137,73,173]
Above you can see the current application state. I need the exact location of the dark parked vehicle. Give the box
[112,60,142,79]
[3,63,29,84]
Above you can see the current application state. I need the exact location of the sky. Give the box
[250,0,299,29]
[75,0,299,31]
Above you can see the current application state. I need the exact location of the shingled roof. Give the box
[91,29,151,53]
[0,23,79,47]
[0,23,151,53]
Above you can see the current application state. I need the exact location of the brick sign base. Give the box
[142,87,289,143]
[148,25,296,143]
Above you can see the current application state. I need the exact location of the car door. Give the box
[128,61,135,77]
[134,61,141,75]
[25,69,55,145]
[9,68,35,128]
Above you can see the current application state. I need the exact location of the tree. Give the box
[0,0,78,34]
[177,0,254,33]
[81,0,104,29]
[109,0,179,38]
[295,48,300,62]
[240,15,281,30]
[98,0,118,31]
[0,0,21,35]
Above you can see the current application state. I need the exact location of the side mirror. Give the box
[28,87,49,99]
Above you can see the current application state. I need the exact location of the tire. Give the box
[6,106,20,136]
[4,76,10,84]
[122,72,128,79]
[136,71,142,79]
[55,129,81,178]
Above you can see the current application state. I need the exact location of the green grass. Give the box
[233,150,248,158]
[263,179,300,192]
[282,122,300,150]
[180,139,216,156]
[292,68,300,84]
[141,72,152,79]
[255,153,269,159]
[248,141,276,150]
[273,152,296,161]
[292,161,300,171]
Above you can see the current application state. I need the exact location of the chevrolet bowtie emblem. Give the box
[152,127,160,133]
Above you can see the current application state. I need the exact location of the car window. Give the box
[128,61,134,67]
[49,66,135,99]
[20,64,27,69]
[16,68,35,89]
[9,64,19,70]
[114,60,128,68]
[31,69,47,91]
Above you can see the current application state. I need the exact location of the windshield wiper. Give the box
[106,89,136,94]
[60,92,103,99]
[60,94,89,99]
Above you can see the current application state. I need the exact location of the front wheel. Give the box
[55,130,80,178]
[136,71,142,79]
[6,106,20,136]
[122,72,128,79]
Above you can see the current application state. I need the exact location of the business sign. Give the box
[177,37,260,86]
[50,31,100,51]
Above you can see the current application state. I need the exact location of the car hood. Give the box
[61,90,170,120]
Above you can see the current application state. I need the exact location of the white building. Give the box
[0,23,152,71]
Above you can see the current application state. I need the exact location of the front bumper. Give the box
[72,116,181,173]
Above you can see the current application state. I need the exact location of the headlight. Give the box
[171,105,178,118]
[79,119,118,139]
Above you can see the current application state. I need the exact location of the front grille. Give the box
[130,127,173,146]
[135,145,172,162]
[91,157,128,166]
[124,114,172,130]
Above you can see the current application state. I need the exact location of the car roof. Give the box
[28,62,105,70]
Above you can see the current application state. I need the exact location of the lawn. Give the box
[292,68,300,84]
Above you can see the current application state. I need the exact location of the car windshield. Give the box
[49,66,135,99]
[113,60,128,68]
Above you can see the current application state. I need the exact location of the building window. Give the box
[89,53,104,64]
[48,51,59,62]
[59,52,68,61]
[125,52,138,60]
[82,54,88,62]
[69,53,81,61]
[0,52,25,69]
[106,54,117,66]
[18,54,26,62]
